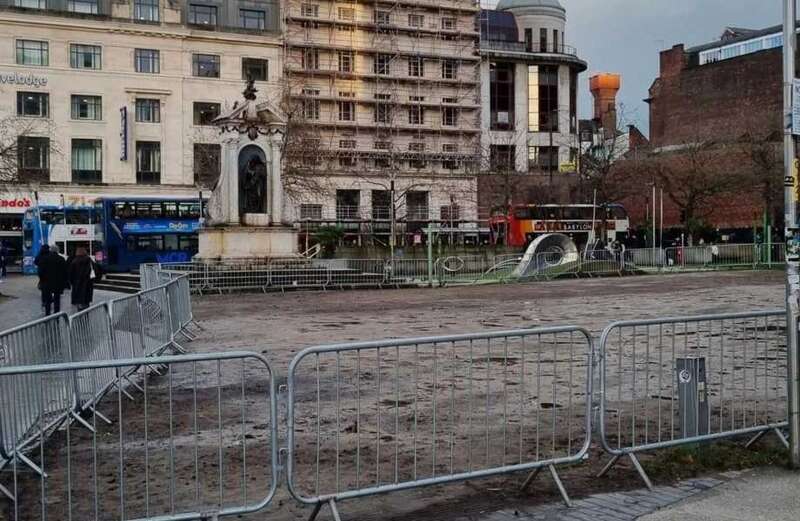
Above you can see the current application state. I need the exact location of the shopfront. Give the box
[0,195,32,272]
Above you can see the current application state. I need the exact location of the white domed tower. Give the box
[480,0,586,179]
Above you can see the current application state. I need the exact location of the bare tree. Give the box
[0,115,59,188]
[737,113,783,236]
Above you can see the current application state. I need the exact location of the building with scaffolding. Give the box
[477,0,587,210]
[283,0,483,247]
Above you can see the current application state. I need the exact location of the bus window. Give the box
[178,202,201,219]
[179,234,199,252]
[513,208,533,220]
[65,210,91,225]
[164,234,179,251]
[114,202,134,219]
[610,205,628,219]
[40,210,64,225]
[23,228,34,250]
[164,202,178,218]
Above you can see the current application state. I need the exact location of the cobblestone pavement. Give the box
[0,273,117,330]
[473,477,724,521]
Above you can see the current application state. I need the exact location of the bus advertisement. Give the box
[95,198,201,272]
[22,206,101,274]
[489,204,630,248]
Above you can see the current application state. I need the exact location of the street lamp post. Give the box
[783,0,800,468]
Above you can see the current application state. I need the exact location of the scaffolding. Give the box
[283,0,483,246]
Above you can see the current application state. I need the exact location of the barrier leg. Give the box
[596,454,620,478]
[14,451,47,478]
[745,429,769,449]
[520,465,572,507]
[627,454,653,491]
[0,481,13,501]
[773,428,790,449]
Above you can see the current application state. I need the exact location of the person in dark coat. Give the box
[68,247,101,311]
[37,245,69,316]
[34,243,50,268]
[0,241,8,278]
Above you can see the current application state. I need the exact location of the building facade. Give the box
[0,0,282,259]
[283,0,482,244]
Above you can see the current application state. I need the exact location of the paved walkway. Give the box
[639,468,800,521]
[0,273,117,330]
[472,478,725,521]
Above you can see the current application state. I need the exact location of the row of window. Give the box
[13,0,273,31]
[299,3,458,31]
[302,99,461,126]
[18,137,163,184]
[16,91,222,126]
[15,39,269,80]
[523,27,565,54]
[301,49,459,79]
[698,32,784,65]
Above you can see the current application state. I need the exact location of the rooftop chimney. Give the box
[590,73,621,137]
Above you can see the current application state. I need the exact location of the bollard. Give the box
[676,357,709,438]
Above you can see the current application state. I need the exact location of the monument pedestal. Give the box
[197,226,299,260]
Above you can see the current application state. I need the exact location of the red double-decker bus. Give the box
[489,204,630,247]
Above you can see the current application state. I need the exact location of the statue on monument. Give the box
[240,154,268,216]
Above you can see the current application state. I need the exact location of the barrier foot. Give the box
[308,499,341,521]
[70,410,97,433]
[549,465,573,507]
[124,374,144,393]
[773,428,790,449]
[596,454,620,478]
[14,451,47,478]
[170,341,188,354]
[0,481,14,502]
[520,466,542,493]
[190,320,206,332]
[745,429,768,449]
[628,454,653,491]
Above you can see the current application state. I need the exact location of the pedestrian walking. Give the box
[0,241,8,279]
[34,243,50,268]
[69,247,101,311]
[37,244,69,316]
[711,243,720,265]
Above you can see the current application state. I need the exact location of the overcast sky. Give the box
[485,0,784,134]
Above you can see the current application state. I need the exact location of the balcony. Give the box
[479,40,587,71]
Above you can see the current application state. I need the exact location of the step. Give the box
[94,283,140,294]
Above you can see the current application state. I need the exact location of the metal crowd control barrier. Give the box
[597,310,788,489]
[0,352,278,521]
[287,326,594,519]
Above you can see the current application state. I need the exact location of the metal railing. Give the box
[0,275,198,505]
[0,352,278,521]
[597,310,789,489]
[286,326,594,517]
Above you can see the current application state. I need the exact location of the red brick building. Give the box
[632,24,791,238]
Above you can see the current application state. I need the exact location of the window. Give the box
[134,0,159,21]
[194,143,221,187]
[490,62,514,130]
[442,144,459,170]
[189,4,217,25]
[14,0,46,9]
[71,95,102,120]
[192,54,220,77]
[70,44,101,70]
[193,102,221,125]
[408,105,423,125]
[375,102,391,123]
[440,205,459,221]
[441,107,458,127]
[339,156,357,168]
[408,143,425,169]
[408,56,424,77]
[302,89,320,120]
[135,49,160,73]
[339,51,354,73]
[553,29,559,52]
[299,204,322,220]
[68,0,98,14]
[71,139,102,184]
[302,48,319,70]
[301,3,319,17]
[337,7,354,21]
[242,58,268,80]
[442,59,458,79]
[406,191,428,220]
[490,145,514,171]
[375,10,390,25]
[528,145,559,171]
[16,40,48,66]
[441,17,456,30]
[336,190,360,220]
[17,136,49,181]
[339,139,356,149]
[371,190,390,219]
[375,54,391,75]
[528,65,559,132]
[136,142,161,184]
[135,99,161,123]
[338,100,355,121]
[539,28,547,52]
[408,14,423,28]
[16,92,48,117]
[240,9,266,29]
[525,28,532,52]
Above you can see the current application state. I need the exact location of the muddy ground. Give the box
[2,271,785,521]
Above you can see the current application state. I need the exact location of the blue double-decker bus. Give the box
[94,197,201,272]
[22,206,101,274]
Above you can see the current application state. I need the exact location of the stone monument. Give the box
[197,80,299,259]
